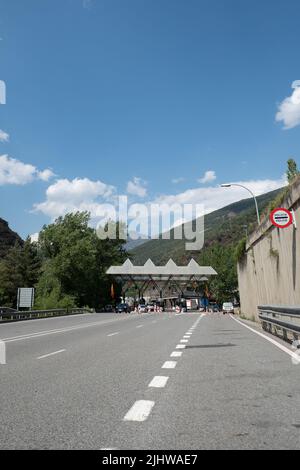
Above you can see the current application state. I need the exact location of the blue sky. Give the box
[0,0,300,238]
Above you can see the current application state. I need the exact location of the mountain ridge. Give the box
[0,218,23,259]
[130,188,282,265]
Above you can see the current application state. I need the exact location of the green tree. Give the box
[0,238,41,307]
[286,158,299,184]
[36,212,127,308]
[197,244,238,305]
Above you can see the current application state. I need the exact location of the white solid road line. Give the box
[176,344,186,349]
[1,316,140,343]
[148,376,169,388]
[230,315,300,362]
[171,351,182,357]
[37,349,66,360]
[162,361,177,369]
[107,332,119,337]
[123,400,155,422]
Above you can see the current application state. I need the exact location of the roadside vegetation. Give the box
[0,212,127,309]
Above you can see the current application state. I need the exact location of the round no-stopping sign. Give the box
[270,208,293,228]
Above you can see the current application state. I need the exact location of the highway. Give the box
[0,311,299,450]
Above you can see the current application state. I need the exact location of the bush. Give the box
[34,287,76,310]
[235,238,247,263]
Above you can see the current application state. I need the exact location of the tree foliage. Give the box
[0,238,41,307]
[0,212,128,309]
[35,212,127,308]
[197,244,238,305]
[286,158,299,184]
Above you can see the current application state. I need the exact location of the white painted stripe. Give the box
[183,335,191,338]
[107,332,119,337]
[171,351,182,357]
[1,316,139,343]
[148,376,169,388]
[180,339,189,343]
[136,325,143,328]
[0,340,6,364]
[230,315,300,362]
[176,344,186,349]
[123,400,155,422]
[162,361,177,369]
[37,349,66,360]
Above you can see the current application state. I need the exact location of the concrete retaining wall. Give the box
[237,178,300,320]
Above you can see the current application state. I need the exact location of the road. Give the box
[0,311,299,450]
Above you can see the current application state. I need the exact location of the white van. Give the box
[222,302,234,314]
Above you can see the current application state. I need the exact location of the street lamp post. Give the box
[221,183,261,225]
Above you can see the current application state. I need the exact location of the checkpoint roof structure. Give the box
[106,258,217,282]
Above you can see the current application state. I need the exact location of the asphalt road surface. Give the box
[0,311,299,450]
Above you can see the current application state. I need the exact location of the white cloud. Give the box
[30,232,39,243]
[172,177,185,184]
[126,177,147,198]
[198,170,216,184]
[33,177,116,219]
[0,155,55,185]
[37,169,56,181]
[153,177,286,217]
[0,129,9,142]
[276,82,300,129]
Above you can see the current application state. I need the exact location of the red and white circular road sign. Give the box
[270,208,293,228]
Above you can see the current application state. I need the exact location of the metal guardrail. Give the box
[0,307,93,323]
[258,305,300,342]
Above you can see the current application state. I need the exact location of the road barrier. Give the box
[258,305,300,342]
[0,307,93,323]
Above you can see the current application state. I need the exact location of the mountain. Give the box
[0,218,23,259]
[130,188,282,265]
[124,231,150,251]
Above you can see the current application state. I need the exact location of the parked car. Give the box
[138,303,147,313]
[104,304,115,312]
[222,302,234,314]
[209,302,220,312]
[116,303,130,313]
[146,303,155,312]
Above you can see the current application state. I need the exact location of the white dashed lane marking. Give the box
[148,376,169,388]
[107,332,119,337]
[37,349,66,360]
[121,313,205,425]
[123,400,155,422]
[171,351,182,357]
[162,361,177,369]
